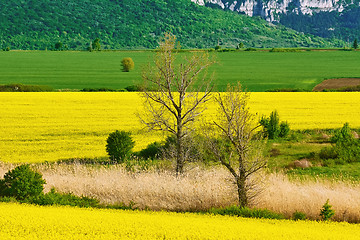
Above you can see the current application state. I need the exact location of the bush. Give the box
[330,123,354,144]
[209,205,284,220]
[0,165,46,200]
[292,211,307,221]
[31,188,99,207]
[319,147,338,160]
[279,122,290,138]
[138,141,163,160]
[320,199,335,221]
[106,130,135,163]
[0,83,53,92]
[260,110,290,139]
[125,85,144,92]
[121,57,135,72]
[320,123,360,164]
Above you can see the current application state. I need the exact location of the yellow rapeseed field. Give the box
[0,202,359,240]
[0,92,359,163]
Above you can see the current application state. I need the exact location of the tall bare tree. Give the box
[205,83,267,207]
[139,33,214,175]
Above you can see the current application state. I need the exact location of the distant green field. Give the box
[0,50,359,91]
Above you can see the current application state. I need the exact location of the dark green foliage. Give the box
[353,39,358,49]
[215,46,221,51]
[265,88,309,92]
[269,48,301,52]
[121,57,135,72]
[0,187,137,210]
[106,130,135,163]
[237,42,244,49]
[31,188,99,208]
[279,8,360,44]
[209,205,284,220]
[125,85,144,92]
[92,38,101,51]
[330,123,354,144]
[80,87,121,92]
[279,122,290,138]
[54,41,63,50]
[0,0,343,50]
[245,48,257,51]
[320,199,335,221]
[292,211,307,221]
[319,123,360,164]
[260,110,290,139]
[319,147,338,160]
[0,83,53,92]
[138,141,163,160]
[0,165,46,200]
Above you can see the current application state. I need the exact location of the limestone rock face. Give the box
[191,0,357,22]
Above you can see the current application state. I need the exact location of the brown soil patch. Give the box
[313,78,360,91]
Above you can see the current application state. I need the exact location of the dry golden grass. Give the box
[1,163,360,222]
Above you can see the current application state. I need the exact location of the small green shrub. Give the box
[279,122,290,138]
[0,165,46,200]
[269,48,301,52]
[125,85,144,92]
[31,188,99,207]
[80,87,119,92]
[121,57,135,72]
[209,205,284,220]
[0,83,53,92]
[331,123,354,144]
[106,130,135,163]
[292,211,307,221]
[265,88,308,92]
[319,147,338,160]
[320,123,360,164]
[245,47,257,51]
[138,141,163,160]
[320,199,335,221]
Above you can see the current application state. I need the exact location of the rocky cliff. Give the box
[191,0,358,22]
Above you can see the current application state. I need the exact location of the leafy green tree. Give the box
[260,110,290,139]
[54,41,63,50]
[353,39,358,49]
[92,38,101,51]
[106,130,135,163]
[121,57,135,72]
[320,199,335,221]
[0,164,46,200]
[237,42,244,49]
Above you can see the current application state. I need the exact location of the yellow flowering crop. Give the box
[0,202,359,240]
[0,92,359,163]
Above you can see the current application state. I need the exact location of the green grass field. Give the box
[0,50,359,91]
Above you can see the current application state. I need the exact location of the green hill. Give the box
[0,0,344,50]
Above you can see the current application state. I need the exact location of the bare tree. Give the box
[138,33,214,175]
[204,83,267,207]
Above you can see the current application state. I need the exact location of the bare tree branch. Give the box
[204,83,267,207]
[138,33,215,175]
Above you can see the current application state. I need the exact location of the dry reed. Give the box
[1,163,360,222]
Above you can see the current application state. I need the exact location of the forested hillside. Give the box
[279,8,360,44]
[0,0,343,50]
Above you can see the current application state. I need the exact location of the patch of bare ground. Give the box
[313,78,360,91]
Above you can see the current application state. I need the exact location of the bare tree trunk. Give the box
[237,168,248,207]
[176,120,184,175]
